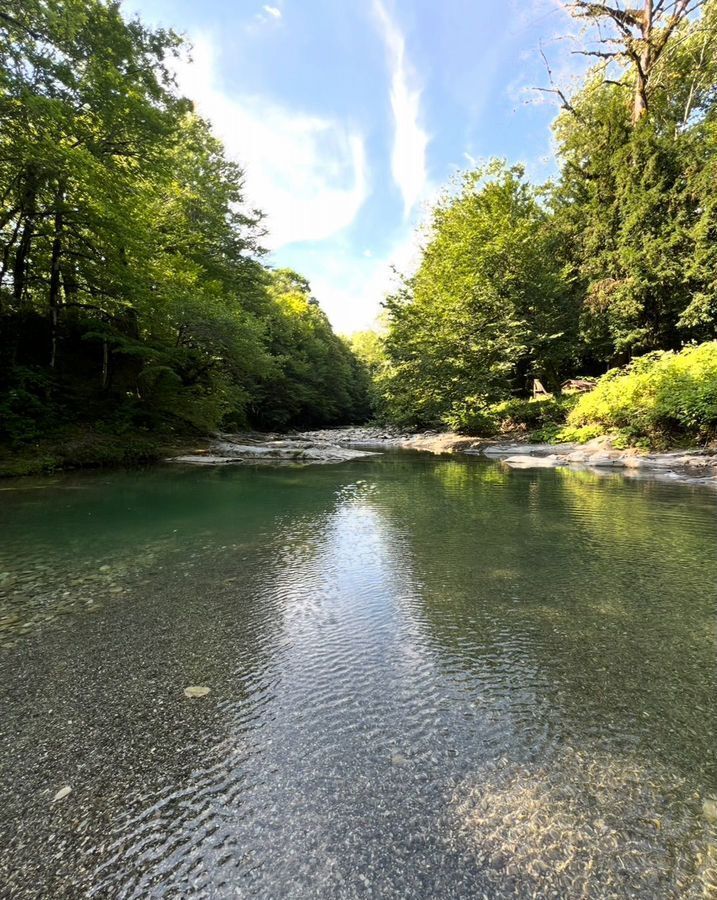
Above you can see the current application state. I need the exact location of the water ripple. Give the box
[0,458,715,898]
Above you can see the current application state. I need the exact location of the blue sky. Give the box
[127,0,580,333]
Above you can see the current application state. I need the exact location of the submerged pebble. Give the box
[704,798,717,824]
[183,685,211,699]
[53,786,72,803]
[451,747,715,896]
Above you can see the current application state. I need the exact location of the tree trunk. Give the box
[101,339,110,390]
[12,217,34,301]
[0,215,22,300]
[48,183,65,369]
[632,0,653,124]
[12,168,38,301]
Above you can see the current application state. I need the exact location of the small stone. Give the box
[99,565,111,573]
[53,786,72,802]
[391,753,408,767]
[703,798,717,823]
[184,685,211,699]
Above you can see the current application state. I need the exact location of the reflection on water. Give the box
[0,457,715,898]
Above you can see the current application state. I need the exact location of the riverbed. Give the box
[0,453,715,898]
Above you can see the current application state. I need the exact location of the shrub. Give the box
[0,367,59,445]
[551,423,605,444]
[568,342,717,444]
[445,394,578,437]
[490,396,577,430]
[445,398,499,436]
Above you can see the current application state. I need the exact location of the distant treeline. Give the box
[0,1,370,447]
[364,0,717,435]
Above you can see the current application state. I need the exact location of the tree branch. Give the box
[0,11,41,40]
[537,43,581,117]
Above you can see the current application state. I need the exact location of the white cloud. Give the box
[372,0,429,217]
[174,36,368,249]
[285,179,444,333]
[290,224,425,333]
[262,5,282,19]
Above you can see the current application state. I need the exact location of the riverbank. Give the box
[0,429,206,478]
[170,426,717,486]
[4,424,717,485]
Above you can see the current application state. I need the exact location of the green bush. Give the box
[551,423,605,444]
[0,367,59,445]
[445,398,500,435]
[444,394,577,437]
[490,396,576,430]
[568,342,717,444]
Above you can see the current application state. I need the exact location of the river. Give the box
[0,454,715,898]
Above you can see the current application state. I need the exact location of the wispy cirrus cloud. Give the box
[372,0,429,217]
[174,36,368,249]
[262,5,282,20]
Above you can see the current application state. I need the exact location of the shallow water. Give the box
[0,455,715,898]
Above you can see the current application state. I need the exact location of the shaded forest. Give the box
[0,1,370,459]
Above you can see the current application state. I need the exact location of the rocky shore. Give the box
[478,441,717,485]
[170,433,381,466]
[169,426,717,485]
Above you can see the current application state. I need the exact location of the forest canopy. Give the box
[0,0,370,449]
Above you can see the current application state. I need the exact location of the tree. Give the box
[567,1,704,124]
[0,1,368,444]
[251,270,370,429]
[553,1,717,361]
[380,164,578,426]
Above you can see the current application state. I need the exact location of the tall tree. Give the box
[553,0,717,360]
[567,1,705,123]
[380,164,578,427]
[0,1,369,443]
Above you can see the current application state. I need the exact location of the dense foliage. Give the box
[378,164,577,428]
[565,342,717,446]
[375,1,717,443]
[0,0,368,451]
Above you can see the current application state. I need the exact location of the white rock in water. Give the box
[704,797,717,823]
[184,685,211,699]
[503,455,562,469]
[53,786,72,802]
[585,453,620,467]
[170,454,240,466]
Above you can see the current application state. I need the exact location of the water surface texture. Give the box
[1,456,716,898]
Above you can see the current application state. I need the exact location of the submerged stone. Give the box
[184,685,211,699]
[53,786,72,802]
[502,455,563,469]
[704,798,717,823]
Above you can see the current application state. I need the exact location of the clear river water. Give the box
[0,454,716,899]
